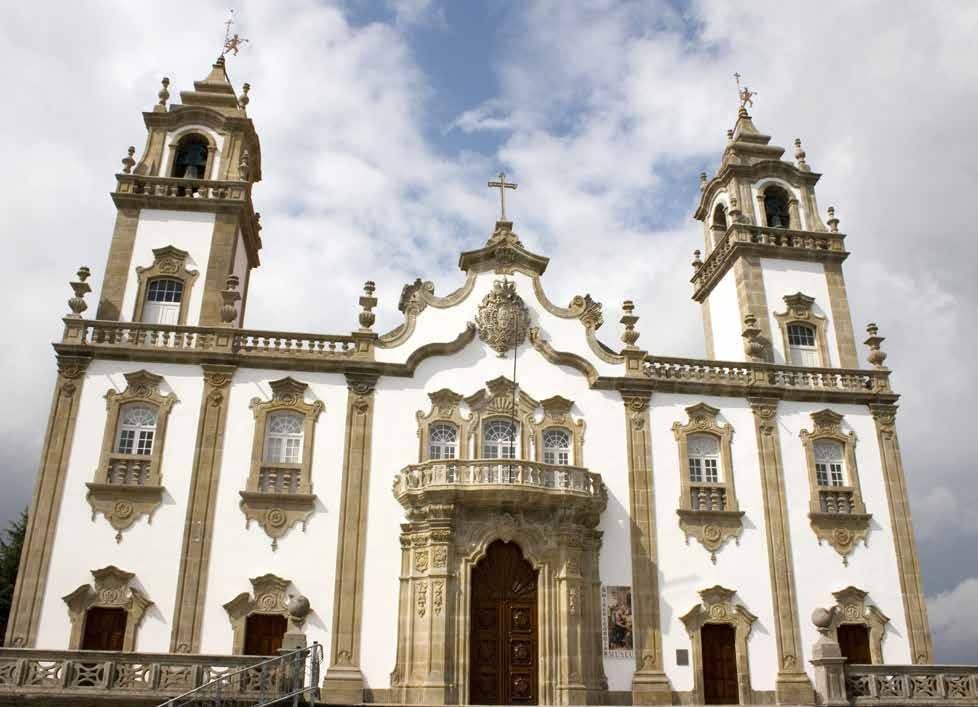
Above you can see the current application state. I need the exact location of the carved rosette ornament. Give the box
[475,279,530,356]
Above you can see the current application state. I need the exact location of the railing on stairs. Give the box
[158,642,322,707]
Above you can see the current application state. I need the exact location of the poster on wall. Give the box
[601,585,633,657]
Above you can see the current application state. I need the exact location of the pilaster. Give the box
[748,397,814,704]
[869,404,933,663]
[169,363,236,652]
[5,353,92,647]
[322,373,378,703]
[96,207,140,321]
[199,212,240,326]
[733,256,773,361]
[620,390,671,705]
[824,262,859,368]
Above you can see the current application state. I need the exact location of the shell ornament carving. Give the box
[475,279,530,356]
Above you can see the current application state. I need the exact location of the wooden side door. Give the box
[702,623,738,704]
[504,600,537,705]
[81,607,127,651]
[838,624,872,664]
[243,613,287,656]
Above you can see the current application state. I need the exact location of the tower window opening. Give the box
[172,134,209,180]
[787,323,819,366]
[764,186,791,229]
[712,203,727,230]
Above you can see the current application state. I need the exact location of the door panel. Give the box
[469,541,539,705]
[702,623,738,704]
[81,607,127,651]
[243,613,287,656]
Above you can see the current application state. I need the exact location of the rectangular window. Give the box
[117,430,135,454]
[689,458,703,483]
[544,449,569,465]
[135,431,154,456]
[816,462,829,486]
[830,462,844,486]
[284,438,301,464]
[703,458,719,483]
[266,438,283,464]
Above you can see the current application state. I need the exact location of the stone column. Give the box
[5,353,92,647]
[748,397,814,704]
[96,207,139,320]
[323,374,377,703]
[824,262,859,369]
[869,404,933,663]
[556,536,587,705]
[199,213,240,326]
[733,256,774,361]
[170,364,236,653]
[621,390,671,705]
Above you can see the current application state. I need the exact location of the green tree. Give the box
[0,509,27,645]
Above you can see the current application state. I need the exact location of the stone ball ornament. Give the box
[287,594,311,623]
[811,606,836,635]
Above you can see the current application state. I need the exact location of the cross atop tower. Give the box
[487,172,517,220]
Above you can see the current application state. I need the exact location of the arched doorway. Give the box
[469,540,538,705]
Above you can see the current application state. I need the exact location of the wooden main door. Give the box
[702,623,738,704]
[81,607,127,651]
[838,624,872,664]
[469,540,539,705]
[243,613,287,656]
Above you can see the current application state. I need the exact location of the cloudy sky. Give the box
[1,0,976,661]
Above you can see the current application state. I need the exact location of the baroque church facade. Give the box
[3,56,934,705]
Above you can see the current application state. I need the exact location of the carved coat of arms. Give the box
[475,279,530,356]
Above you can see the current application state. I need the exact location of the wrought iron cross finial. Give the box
[734,72,756,109]
[222,10,250,56]
[487,172,517,221]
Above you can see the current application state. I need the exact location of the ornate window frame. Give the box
[132,245,199,325]
[87,371,177,541]
[774,292,831,367]
[532,396,585,466]
[465,376,539,459]
[672,403,744,562]
[826,586,889,664]
[62,566,153,651]
[240,378,323,549]
[417,389,469,462]
[800,410,871,563]
[680,585,758,705]
[223,574,312,655]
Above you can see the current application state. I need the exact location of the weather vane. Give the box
[223,10,250,56]
[487,172,518,221]
[734,72,756,109]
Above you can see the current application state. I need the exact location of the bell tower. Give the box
[692,106,859,369]
[96,55,262,327]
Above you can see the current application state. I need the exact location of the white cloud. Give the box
[928,577,978,661]
[447,99,514,134]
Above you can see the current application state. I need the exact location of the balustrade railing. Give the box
[690,484,727,511]
[845,664,978,703]
[395,459,603,498]
[819,488,857,514]
[259,466,302,495]
[106,456,152,486]
[114,174,251,203]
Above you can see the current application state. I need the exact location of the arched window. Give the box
[264,412,304,465]
[429,423,458,460]
[542,428,571,465]
[712,203,727,230]
[787,323,819,366]
[115,404,157,457]
[483,419,517,459]
[172,134,209,179]
[687,433,720,484]
[764,186,791,228]
[813,439,846,487]
[141,278,184,325]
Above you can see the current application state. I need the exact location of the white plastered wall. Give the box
[708,269,744,362]
[649,394,779,692]
[35,360,205,652]
[760,258,838,367]
[362,328,635,691]
[776,401,912,671]
[198,368,349,655]
[159,125,224,180]
[119,209,215,326]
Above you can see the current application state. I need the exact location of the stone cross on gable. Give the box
[488,172,518,220]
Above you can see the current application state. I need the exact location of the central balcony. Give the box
[393,459,607,517]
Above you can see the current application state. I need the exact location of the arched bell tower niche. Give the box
[390,380,609,706]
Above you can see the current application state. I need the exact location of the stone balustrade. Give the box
[0,648,271,702]
[113,174,251,204]
[692,223,848,299]
[690,484,727,511]
[845,664,978,704]
[819,488,857,514]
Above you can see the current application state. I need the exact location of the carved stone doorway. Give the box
[470,540,539,705]
[244,613,287,656]
[837,624,871,664]
[702,623,738,704]
[81,607,127,651]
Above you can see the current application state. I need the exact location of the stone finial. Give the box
[827,206,839,233]
[726,128,734,142]
[864,322,887,368]
[238,149,251,182]
[157,77,170,110]
[220,274,241,325]
[67,266,92,318]
[812,606,836,636]
[794,138,809,171]
[239,82,251,110]
[121,146,136,174]
[359,280,378,331]
[692,249,703,270]
[620,300,640,349]
[699,172,707,191]
[742,312,765,361]
[287,594,311,627]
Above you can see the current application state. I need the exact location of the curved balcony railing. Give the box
[394,459,604,502]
